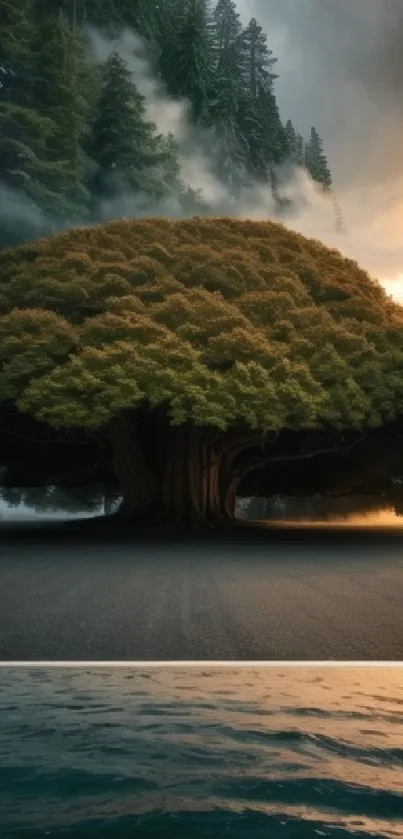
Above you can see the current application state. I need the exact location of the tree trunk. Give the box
[110,412,157,521]
[109,411,260,526]
[161,427,223,525]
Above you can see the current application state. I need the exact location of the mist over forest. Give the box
[243,0,403,299]
[1,0,337,249]
[3,1,403,302]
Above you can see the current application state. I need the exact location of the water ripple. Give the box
[0,667,402,838]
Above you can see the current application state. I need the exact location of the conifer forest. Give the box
[0,0,333,248]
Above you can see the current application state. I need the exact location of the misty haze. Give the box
[3,1,403,298]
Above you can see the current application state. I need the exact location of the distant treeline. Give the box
[0,0,333,246]
[240,494,403,521]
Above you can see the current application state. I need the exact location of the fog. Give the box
[88,10,403,303]
[237,0,403,299]
[4,4,403,303]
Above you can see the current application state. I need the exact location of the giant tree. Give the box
[1,217,403,525]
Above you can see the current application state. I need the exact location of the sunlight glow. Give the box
[381,274,403,303]
[271,509,403,528]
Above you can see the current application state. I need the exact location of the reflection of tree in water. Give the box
[240,492,403,522]
[0,485,121,516]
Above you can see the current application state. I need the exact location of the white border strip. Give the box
[0,661,402,668]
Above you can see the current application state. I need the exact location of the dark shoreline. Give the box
[1,515,403,547]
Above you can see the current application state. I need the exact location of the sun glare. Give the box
[271,509,403,528]
[382,275,403,303]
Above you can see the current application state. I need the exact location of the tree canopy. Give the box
[1,216,402,433]
[1,217,403,523]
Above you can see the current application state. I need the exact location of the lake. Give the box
[0,667,402,838]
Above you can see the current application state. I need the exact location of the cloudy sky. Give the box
[236,0,403,300]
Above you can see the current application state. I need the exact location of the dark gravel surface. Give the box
[0,520,402,661]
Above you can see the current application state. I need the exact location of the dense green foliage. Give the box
[0,0,333,247]
[1,217,402,435]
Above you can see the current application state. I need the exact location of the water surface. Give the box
[0,667,402,837]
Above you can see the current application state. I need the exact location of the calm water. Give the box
[0,668,402,838]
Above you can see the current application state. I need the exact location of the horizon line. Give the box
[0,661,402,668]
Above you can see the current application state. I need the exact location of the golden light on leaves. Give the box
[0,216,402,432]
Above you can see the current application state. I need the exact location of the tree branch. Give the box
[237,433,366,485]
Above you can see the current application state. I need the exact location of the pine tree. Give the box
[30,12,93,220]
[215,0,241,50]
[294,132,305,167]
[0,0,68,246]
[285,120,306,168]
[257,86,288,167]
[304,126,341,231]
[204,0,248,191]
[239,86,287,188]
[305,126,332,190]
[154,0,217,123]
[156,132,182,195]
[0,0,33,105]
[285,119,296,157]
[0,103,66,246]
[238,17,278,99]
[0,0,33,68]
[87,52,177,210]
[76,0,149,32]
[236,18,285,189]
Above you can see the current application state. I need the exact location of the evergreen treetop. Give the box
[305,126,332,190]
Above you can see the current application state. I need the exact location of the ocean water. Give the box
[0,667,402,838]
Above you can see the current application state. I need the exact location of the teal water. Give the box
[0,668,402,838]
